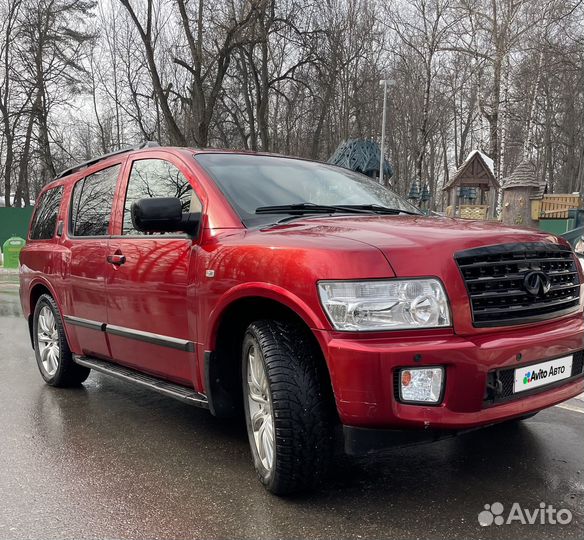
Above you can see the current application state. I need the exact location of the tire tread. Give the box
[245,319,334,495]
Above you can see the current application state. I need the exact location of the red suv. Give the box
[19,143,584,494]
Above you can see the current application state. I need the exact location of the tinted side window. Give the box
[30,186,63,240]
[123,159,194,235]
[70,165,120,237]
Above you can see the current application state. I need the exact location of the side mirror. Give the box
[131,197,199,235]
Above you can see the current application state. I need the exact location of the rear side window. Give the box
[122,159,196,235]
[70,165,120,237]
[30,186,63,240]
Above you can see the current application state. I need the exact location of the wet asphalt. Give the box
[0,274,582,540]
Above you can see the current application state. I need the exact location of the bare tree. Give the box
[1,0,584,209]
[0,0,23,206]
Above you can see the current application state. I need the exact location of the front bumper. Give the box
[315,314,584,430]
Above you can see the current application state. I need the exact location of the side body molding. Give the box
[64,316,195,353]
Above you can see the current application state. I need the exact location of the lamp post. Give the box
[378,78,394,185]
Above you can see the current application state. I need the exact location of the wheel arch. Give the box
[203,290,336,420]
[205,283,325,350]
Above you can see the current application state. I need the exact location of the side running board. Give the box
[74,355,209,409]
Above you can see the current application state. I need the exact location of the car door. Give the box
[105,154,202,385]
[63,164,121,358]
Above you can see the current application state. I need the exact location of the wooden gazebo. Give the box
[328,139,394,181]
[443,150,499,219]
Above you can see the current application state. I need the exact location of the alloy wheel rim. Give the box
[37,306,60,377]
[247,345,275,472]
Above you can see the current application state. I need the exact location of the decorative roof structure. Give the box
[443,149,498,191]
[531,180,547,199]
[328,138,393,179]
[407,181,420,200]
[502,160,539,190]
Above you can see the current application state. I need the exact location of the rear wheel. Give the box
[33,294,90,387]
[242,320,334,495]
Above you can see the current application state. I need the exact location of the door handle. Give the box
[107,253,126,266]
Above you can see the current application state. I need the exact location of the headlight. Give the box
[399,367,444,403]
[317,279,451,331]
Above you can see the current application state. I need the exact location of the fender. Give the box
[205,281,328,350]
[203,281,330,418]
[27,276,61,314]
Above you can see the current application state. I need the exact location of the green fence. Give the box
[0,207,34,257]
[538,218,575,235]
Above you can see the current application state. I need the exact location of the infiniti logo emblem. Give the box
[523,270,551,297]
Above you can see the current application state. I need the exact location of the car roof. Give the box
[41,144,324,195]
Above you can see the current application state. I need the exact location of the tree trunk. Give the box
[37,86,56,184]
[257,35,270,151]
[0,106,13,207]
[15,100,36,206]
[416,56,433,186]
[524,51,544,159]
[311,76,336,159]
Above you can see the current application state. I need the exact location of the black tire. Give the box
[33,294,90,387]
[242,320,334,495]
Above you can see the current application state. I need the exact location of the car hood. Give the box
[265,215,566,275]
[249,215,578,336]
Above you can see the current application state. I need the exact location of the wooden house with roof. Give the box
[443,150,499,219]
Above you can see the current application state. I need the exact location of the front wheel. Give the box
[242,320,334,495]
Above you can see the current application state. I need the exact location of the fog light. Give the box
[399,367,444,403]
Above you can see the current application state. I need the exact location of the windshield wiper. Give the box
[337,204,421,216]
[255,203,373,216]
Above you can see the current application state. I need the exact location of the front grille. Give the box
[455,242,581,327]
[484,351,584,405]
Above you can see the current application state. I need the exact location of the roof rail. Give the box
[55,141,160,180]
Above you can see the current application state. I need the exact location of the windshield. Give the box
[195,153,420,226]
